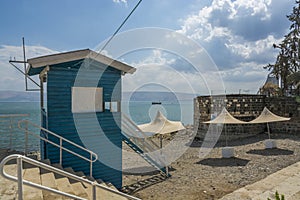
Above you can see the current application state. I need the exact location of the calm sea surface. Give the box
[0,101,193,152]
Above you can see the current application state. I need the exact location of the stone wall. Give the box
[194,94,300,141]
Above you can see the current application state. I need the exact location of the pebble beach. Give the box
[123,129,300,200]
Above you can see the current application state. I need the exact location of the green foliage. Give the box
[265,0,300,96]
[267,191,285,200]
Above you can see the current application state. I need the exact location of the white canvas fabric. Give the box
[138,111,186,135]
[203,108,247,124]
[249,107,290,124]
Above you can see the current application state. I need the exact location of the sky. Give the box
[0,0,296,95]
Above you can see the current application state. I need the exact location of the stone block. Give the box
[264,139,277,149]
[222,147,235,158]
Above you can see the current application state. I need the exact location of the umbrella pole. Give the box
[225,124,228,147]
[267,122,271,139]
[159,134,162,154]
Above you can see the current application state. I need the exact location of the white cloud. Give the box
[122,49,225,95]
[112,0,128,5]
[176,0,293,93]
[225,35,281,60]
[0,45,58,91]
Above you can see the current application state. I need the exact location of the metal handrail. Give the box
[0,154,141,200]
[121,114,169,175]
[0,114,30,151]
[18,120,98,177]
[122,114,160,149]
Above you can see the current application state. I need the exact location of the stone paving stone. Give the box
[219,161,300,200]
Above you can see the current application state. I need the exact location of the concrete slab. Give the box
[219,160,300,200]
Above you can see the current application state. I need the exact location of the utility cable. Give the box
[99,0,143,53]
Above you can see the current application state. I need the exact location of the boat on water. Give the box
[152,102,162,105]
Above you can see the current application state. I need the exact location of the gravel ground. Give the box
[123,130,300,200]
[1,129,300,200]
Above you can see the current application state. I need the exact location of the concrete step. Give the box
[84,182,128,200]
[0,164,18,199]
[40,159,51,165]
[23,167,43,200]
[1,159,127,200]
[289,190,300,200]
[68,180,90,199]
[55,176,75,200]
[96,185,128,200]
[52,166,90,199]
[63,167,76,174]
[40,170,63,200]
[219,162,300,200]
[254,171,300,200]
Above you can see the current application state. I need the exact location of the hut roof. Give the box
[27,49,136,76]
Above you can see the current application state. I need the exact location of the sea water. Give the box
[0,102,41,152]
[0,101,193,152]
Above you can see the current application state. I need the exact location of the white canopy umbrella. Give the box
[203,108,247,146]
[138,110,185,148]
[249,107,290,139]
[203,108,246,125]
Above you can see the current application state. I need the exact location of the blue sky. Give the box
[0,0,296,94]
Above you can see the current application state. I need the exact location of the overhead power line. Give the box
[99,0,143,53]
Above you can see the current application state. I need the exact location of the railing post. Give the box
[92,182,97,200]
[9,117,13,151]
[90,153,93,177]
[25,121,28,154]
[166,166,169,177]
[59,138,62,166]
[17,156,23,200]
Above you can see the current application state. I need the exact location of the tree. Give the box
[287,71,300,95]
[265,0,300,96]
[260,82,280,97]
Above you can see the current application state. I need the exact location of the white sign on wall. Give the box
[72,87,103,113]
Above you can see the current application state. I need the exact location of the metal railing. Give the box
[0,114,30,151]
[122,114,160,150]
[121,114,169,176]
[0,154,141,200]
[18,120,98,177]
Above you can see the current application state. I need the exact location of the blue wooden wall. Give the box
[44,59,123,188]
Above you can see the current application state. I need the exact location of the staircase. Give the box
[0,154,140,200]
[121,114,169,177]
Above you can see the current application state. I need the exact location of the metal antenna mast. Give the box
[9,37,40,91]
[22,37,28,90]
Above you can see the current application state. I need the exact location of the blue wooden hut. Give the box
[27,49,135,188]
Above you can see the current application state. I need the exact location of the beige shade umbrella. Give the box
[203,108,247,146]
[249,107,290,139]
[138,111,186,148]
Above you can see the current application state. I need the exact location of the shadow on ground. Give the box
[123,166,176,176]
[196,157,250,167]
[246,148,294,156]
[188,133,300,148]
[121,174,170,194]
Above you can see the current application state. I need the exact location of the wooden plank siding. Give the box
[44,59,123,188]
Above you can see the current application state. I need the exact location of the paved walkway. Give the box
[219,161,300,200]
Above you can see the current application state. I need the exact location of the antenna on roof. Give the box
[9,37,40,91]
[22,37,28,90]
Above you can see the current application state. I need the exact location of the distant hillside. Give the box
[0,90,197,102]
[0,90,40,102]
[122,91,198,102]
